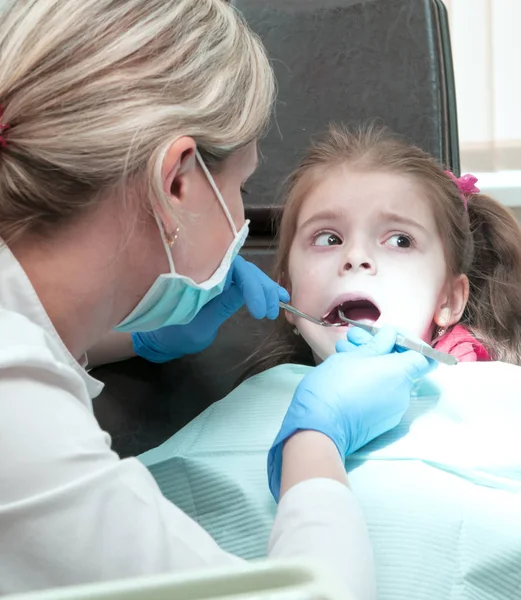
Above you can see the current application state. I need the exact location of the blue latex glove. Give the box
[132,256,289,363]
[267,325,435,501]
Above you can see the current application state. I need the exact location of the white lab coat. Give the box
[0,242,376,599]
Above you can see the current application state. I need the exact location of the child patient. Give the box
[264,123,521,368]
[141,124,521,600]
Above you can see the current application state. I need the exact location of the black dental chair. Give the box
[92,0,459,458]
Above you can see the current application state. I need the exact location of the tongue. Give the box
[343,307,379,324]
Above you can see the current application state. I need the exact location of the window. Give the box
[445,0,521,173]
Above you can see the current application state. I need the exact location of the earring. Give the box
[292,327,300,336]
[166,227,179,248]
[435,307,451,340]
[436,326,447,340]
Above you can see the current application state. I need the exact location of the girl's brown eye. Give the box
[386,233,413,248]
[314,232,342,246]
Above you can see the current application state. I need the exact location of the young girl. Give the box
[256,122,521,371]
[141,124,521,600]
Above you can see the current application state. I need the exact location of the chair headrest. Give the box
[235,0,457,233]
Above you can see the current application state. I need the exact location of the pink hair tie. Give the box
[0,106,9,148]
[445,171,480,210]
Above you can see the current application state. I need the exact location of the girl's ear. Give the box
[434,274,469,328]
[284,310,295,325]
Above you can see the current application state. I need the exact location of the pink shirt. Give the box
[433,324,491,362]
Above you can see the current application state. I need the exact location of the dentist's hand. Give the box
[268,326,434,501]
[132,256,289,363]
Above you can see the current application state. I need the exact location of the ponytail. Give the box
[464,194,521,364]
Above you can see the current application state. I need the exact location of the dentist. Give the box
[0,0,430,596]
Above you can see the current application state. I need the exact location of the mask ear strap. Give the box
[153,210,176,273]
[195,150,238,236]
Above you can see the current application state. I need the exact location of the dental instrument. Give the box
[279,302,458,366]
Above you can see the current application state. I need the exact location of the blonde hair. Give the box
[0,0,275,243]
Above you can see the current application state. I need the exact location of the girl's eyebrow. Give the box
[298,209,429,234]
[299,209,341,230]
[378,211,428,233]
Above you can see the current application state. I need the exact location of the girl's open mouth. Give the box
[324,299,381,325]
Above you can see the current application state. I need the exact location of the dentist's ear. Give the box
[161,137,197,196]
[434,274,469,328]
[155,137,197,233]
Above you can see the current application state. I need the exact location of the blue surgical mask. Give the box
[114,151,249,333]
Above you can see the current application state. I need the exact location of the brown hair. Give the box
[243,122,521,378]
[0,0,274,245]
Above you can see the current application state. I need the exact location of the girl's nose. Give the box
[342,245,376,274]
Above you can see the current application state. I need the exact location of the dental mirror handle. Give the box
[395,334,458,365]
[337,308,458,366]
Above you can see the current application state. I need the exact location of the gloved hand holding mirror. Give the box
[132,256,289,363]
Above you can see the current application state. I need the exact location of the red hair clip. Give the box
[445,171,480,210]
[0,106,9,148]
